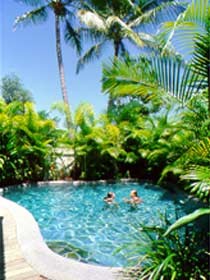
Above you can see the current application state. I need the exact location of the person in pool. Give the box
[124,190,142,205]
[103,192,116,204]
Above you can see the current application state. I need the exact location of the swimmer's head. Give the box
[130,190,138,198]
[107,192,115,198]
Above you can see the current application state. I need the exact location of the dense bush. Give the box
[70,94,209,191]
[122,212,209,280]
[0,100,68,186]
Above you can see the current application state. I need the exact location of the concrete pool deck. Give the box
[0,196,122,280]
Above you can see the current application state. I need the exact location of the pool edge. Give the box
[0,196,122,280]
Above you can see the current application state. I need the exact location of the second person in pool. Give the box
[124,189,143,205]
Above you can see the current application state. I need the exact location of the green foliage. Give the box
[0,100,67,186]
[71,91,209,185]
[123,213,209,280]
[102,54,207,109]
[72,107,126,179]
[181,165,210,202]
[1,74,33,104]
[102,56,159,100]
[100,0,210,189]
[74,102,95,134]
[164,208,210,236]
[159,98,209,198]
[159,0,210,114]
[159,0,209,56]
[4,2,209,276]
[76,0,183,72]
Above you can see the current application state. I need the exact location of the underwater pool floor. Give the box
[0,182,121,280]
[4,181,190,267]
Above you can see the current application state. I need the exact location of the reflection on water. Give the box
[4,182,203,267]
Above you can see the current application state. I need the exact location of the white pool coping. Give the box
[0,196,122,280]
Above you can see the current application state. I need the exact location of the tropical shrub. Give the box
[0,100,67,186]
[71,105,126,179]
[123,212,209,280]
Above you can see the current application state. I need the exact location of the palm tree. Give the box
[101,0,209,182]
[102,0,210,114]
[159,0,210,114]
[77,0,184,68]
[101,1,210,254]
[77,0,183,111]
[14,0,82,130]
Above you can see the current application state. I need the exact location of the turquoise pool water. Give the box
[4,182,192,267]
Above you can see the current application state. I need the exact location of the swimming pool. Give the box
[4,181,191,267]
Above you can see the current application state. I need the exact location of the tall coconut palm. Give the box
[14,0,82,130]
[77,0,184,69]
[77,0,184,111]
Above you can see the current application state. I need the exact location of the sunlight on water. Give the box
[4,182,195,267]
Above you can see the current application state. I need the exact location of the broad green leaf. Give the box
[164,208,210,236]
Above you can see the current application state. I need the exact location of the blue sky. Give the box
[0,0,114,116]
[1,1,186,120]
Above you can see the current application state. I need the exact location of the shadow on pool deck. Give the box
[0,217,5,280]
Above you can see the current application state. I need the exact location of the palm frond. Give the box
[125,0,135,9]
[106,15,147,47]
[74,102,95,134]
[159,0,209,56]
[191,31,210,78]
[14,0,44,7]
[181,166,210,200]
[162,138,210,201]
[79,27,107,44]
[14,5,49,28]
[77,10,106,31]
[102,55,207,104]
[184,137,210,163]
[161,21,206,56]
[60,5,77,20]
[130,1,184,28]
[184,0,209,27]
[76,40,107,73]
[78,0,103,14]
[151,56,208,103]
[64,20,82,55]
[102,57,158,99]
[136,32,155,48]
[182,165,210,182]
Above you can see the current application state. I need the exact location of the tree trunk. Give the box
[114,40,120,57]
[55,14,72,130]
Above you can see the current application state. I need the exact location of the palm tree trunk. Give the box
[114,40,120,57]
[55,14,72,130]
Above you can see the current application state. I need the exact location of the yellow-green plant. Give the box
[0,100,65,186]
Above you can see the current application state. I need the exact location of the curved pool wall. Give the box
[2,179,201,279]
[0,194,120,280]
[3,179,191,267]
[2,180,195,267]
